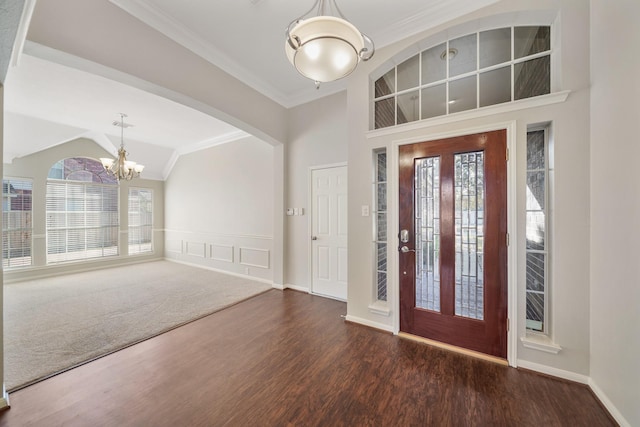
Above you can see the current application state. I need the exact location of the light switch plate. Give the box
[361,205,370,217]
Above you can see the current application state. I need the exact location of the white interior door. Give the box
[311,166,348,300]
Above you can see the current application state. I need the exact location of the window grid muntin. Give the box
[373,149,388,301]
[525,126,550,333]
[128,188,153,255]
[2,178,33,268]
[373,26,551,129]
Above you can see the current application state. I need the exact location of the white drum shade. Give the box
[286,16,365,82]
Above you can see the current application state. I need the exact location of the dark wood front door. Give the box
[399,130,508,358]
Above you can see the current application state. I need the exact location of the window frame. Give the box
[2,177,33,269]
[128,187,154,255]
[525,124,551,334]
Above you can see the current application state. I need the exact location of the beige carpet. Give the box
[4,260,272,391]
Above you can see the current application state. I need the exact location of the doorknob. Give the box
[399,245,415,253]
[311,236,318,240]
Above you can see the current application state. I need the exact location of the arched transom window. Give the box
[373,26,551,129]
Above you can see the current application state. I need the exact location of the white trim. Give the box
[307,162,349,297]
[238,247,270,269]
[345,315,394,333]
[367,91,570,139]
[0,387,8,410]
[163,229,273,241]
[390,121,518,367]
[285,283,310,293]
[516,360,589,385]
[9,0,37,67]
[271,283,285,291]
[368,301,391,317]
[520,334,562,354]
[165,258,273,286]
[589,378,632,427]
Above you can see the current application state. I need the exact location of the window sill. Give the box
[520,333,562,354]
[368,301,391,316]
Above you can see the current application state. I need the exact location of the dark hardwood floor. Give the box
[0,289,615,426]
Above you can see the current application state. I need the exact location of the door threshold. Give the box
[398,332,508,366]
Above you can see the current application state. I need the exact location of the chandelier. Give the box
[285,0,374,86]
[100,113,144,181]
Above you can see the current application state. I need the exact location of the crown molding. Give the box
[109,0,292,107]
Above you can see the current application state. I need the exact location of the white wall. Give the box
[346,0,592,375]
[2,137,165,283]
[590,1,640,425]
[285,91,348,289]
[164,136,275,281]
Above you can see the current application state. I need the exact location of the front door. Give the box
[311,166,348,300]
[399,130,508,358]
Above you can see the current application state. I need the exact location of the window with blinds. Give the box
[128,188,153,255]
[46,158,119,264]
[2,178,33,268]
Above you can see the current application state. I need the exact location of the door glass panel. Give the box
[454,152,484,320]
[415,157,441,312]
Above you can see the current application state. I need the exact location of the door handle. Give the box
[399,245,415,253]
[311,236,318,240]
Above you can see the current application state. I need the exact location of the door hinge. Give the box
[506,233,510,246]
[507,318,510,332]
[506,147,510,162]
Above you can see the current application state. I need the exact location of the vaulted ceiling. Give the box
[3,0,497,179]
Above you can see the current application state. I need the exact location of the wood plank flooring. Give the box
[0,289,615,426]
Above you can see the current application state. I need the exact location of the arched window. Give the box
[373,26,551,129]
[46,158,119,263]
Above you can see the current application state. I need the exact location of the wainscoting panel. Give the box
[239,247,270,269]
[186,242,207,258]
[166,239,183,254]
[164,230,273,282]
[211,244,234,263]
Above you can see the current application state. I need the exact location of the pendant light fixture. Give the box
[100,113,144,181]
[285,0,374,86]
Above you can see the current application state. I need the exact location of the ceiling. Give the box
[3,0,498,179]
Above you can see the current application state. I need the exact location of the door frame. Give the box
[389,121,518,366]
[307,162,348,301]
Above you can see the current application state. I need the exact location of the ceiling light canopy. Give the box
[100,113,144,181]
[285,0,374,85]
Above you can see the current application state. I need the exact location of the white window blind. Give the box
[2,178,33,268]
[46,158,119,264]
[128,188,153,255]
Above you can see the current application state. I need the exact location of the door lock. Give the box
[400,229,409,243]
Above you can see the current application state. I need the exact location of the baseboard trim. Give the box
[344,315,394,333]
[164,258,273,286]
[516,359,589,384]
[399,332,509,366]
[272,283,285,290]
[588,378,631,427]
[285,284,309,293]
[0,386,9,410]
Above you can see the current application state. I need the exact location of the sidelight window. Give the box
[526,125,551,332]
[373,149,387,301]
[128,188,153,255]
